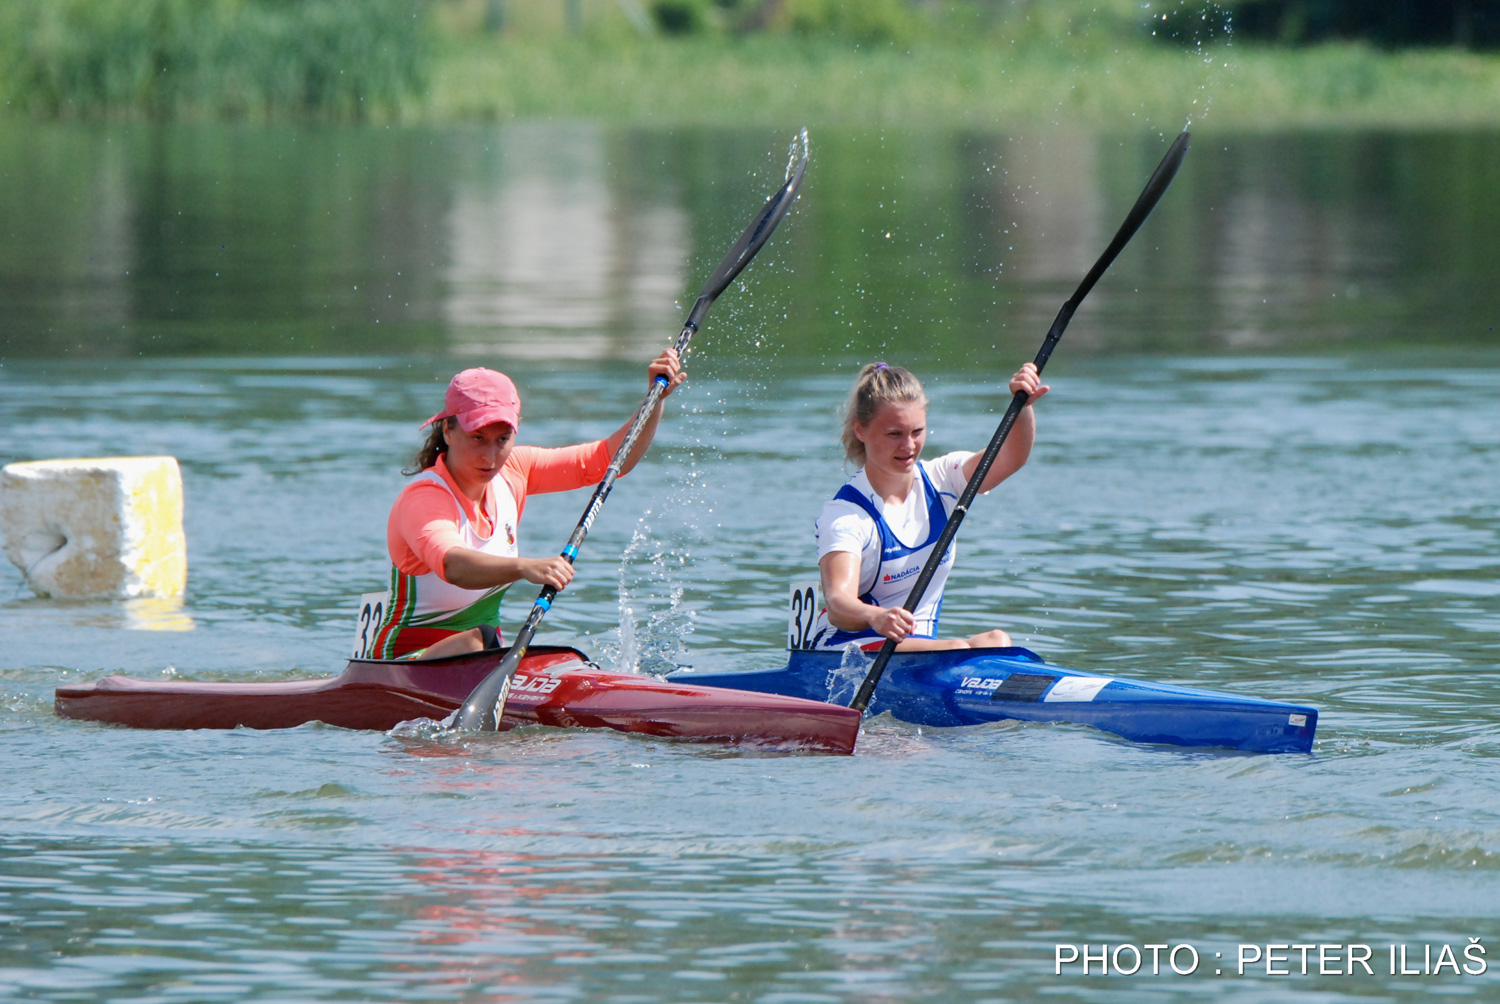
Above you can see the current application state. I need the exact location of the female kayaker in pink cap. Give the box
[371,350,685,659]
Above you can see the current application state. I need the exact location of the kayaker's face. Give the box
[443,421,516,491]
[856,400,927,477]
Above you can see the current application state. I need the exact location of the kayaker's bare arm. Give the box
[821,549,1012,651]
[607,349,687,476]
[819,550,917,642]
[962,362,1048,491]
[443,548,574,591]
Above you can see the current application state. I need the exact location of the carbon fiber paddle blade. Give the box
[453,655,514,730]
[703,153,807,300]
[1070,130,1190,307]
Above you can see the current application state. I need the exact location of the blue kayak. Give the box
[671,647,1318,754]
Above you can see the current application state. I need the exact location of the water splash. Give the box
[387,715,456,741]
[596,525,696,677]
[825,643,872,706]
[1182,1,1234,129]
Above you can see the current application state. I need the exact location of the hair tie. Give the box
[874,362,888,370]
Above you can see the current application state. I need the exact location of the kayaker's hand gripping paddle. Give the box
[454,137,811,731]
[849,130,1192,714]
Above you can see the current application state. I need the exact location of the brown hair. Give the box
[403,418,456,476]
[840,362,927,466]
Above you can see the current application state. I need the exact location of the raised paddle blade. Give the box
[849,130,1191,714]
[702,152,807,303]
[1034,131,1189,374]
[1067,130,1190,312]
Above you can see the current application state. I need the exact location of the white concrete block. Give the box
[0,456,187,600]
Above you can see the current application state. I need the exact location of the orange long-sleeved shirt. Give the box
[387,442,611,578]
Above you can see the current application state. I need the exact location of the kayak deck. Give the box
[54,646,861,754]
[671,647,1318,754]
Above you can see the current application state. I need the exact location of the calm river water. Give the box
[2,122,1498,1001]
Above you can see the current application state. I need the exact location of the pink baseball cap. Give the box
[422,368,521,432]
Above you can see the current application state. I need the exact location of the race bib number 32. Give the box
[788,580,818,651]
[351,591,390,659]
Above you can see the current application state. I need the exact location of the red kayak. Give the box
[54,646,861,754]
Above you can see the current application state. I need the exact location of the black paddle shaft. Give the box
[454,152,810,731]
[849,130,1190,714]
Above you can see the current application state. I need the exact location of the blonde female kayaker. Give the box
[810,361,1047,652]
[372,352,685,659]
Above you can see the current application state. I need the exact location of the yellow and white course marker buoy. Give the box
[0,456,187,600]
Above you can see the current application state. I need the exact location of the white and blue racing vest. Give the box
[811,462,956,650]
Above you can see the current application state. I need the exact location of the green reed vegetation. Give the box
[428,30,1500,129]
[0,0,426,119]
[2,0,1499,127]
[427,0,1500,128]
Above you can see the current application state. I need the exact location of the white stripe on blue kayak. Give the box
[1043,676,1112,703]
